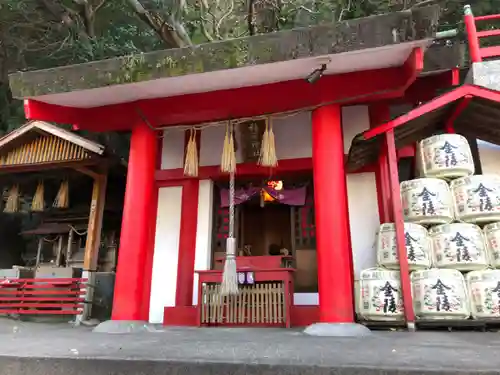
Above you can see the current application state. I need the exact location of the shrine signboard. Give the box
[239,119,266,163]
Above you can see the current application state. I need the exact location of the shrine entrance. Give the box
[211,174,317,294]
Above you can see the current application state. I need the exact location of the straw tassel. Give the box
[31,181,45,212]
[4,185,20,213]
[258,117,278,167]
[53,180,69,209]
[220,121,236,174]
[184,128,199,177]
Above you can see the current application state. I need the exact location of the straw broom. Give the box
[184,128,199,177]
[31,181,45,212]
[4,185,20,213]
[258,117,278,167]
[53,180,69,209]
[220,122,239,296]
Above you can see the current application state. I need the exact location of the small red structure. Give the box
[9,5,482,330]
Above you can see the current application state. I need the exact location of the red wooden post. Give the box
[112,122,158,321]
[385,130,416,331]
[312,105,354,324]
[369,104,393,223]
[464,5,482,63]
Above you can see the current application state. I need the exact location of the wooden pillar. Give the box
[77,171,107,324]
[83,173,108,271]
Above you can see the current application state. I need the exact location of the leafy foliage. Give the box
[1,0,500,136]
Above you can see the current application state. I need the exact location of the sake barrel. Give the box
[357,268,404,321]
[467,269,500,320]
[411,268,470,320]
[417,134,474,179]
[451,174,500,224]
[429,223,489,271]
[484,222,500,268]
[401,178,454,225]
[376,223,431,270]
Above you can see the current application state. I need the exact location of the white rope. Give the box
[69,225,88,236]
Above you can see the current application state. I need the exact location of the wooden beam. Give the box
[83,172,108,271]
[75,166,101,180]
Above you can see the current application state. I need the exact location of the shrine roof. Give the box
[346,84,500,172]
[9,6,440,109]
[0,121,105,155]
[0,121,106,173]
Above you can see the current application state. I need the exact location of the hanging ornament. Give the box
[220,121,236,174]
[184,128,199,177]
[53,180,70,209]
[4,185,20,213]
[221,170,239,296]
[31,180,45,212]
[258,117,278,168]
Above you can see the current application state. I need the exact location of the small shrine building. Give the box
[10,5,497,330]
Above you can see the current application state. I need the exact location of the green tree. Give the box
[1,0,500,135]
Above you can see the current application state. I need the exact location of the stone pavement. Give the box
[0,319,500,375]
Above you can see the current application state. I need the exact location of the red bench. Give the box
[0,278,87,316]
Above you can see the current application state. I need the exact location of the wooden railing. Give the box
[196,268,294,327]
[0,278,87,316]
[465,4,500,63]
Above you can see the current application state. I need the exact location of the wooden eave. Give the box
[0,121,106,174]
[346,84,500,172]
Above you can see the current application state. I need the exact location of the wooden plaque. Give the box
[239,119,267,163]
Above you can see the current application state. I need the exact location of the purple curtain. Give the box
[220,187,260,207]
[220,186,307,207]
[263,186,307,206]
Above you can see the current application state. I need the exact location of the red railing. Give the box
[464,4,500,62]
[0,278,87,315]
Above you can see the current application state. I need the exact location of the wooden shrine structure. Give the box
[0,121,123,320]
[347,5,500,331]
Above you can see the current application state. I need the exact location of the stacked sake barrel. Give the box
[356,134,500,324]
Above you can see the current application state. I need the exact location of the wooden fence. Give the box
[200,282,286,326]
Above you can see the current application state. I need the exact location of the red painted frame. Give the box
[385,130,415,327]
[465,5,500,63]
[156,157,376,182]
[363,84,500,141]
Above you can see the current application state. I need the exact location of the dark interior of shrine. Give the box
[211,174,318,293]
